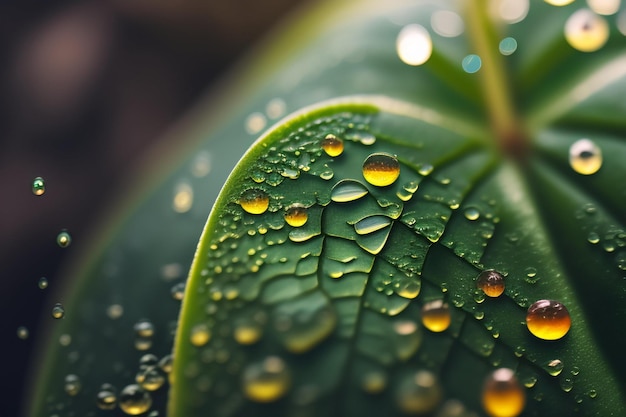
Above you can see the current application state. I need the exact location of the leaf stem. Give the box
[464,1,527,157]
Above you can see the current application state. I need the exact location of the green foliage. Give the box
[30,1,626,417]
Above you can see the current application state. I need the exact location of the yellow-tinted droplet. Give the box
[64,374,81,396]
[172,182,193,213]
[544,0,574,5]
[243,356,290,403]
[190,323,211,347]
[526,299,571,340]
[362,371,387,394]
[482,368,525,417]
[396,24,432,66]
[362,153,400,187]
[38,277,48,289]
[284,204,308,227]
[421,300,451,332]
[32,177,45,195]
[396,370,442,414]
[17,326,29,339]
[170,282,185,301]
[321,133,344,157]
[134,320,154,338]
[464,207,480,221]
[240,189,269,214]
[137,367,165,391]
[57,231,71,248]
[564,9,609,52]
[569,139,602,175]
[119,384,152,415]
[52,303,65,319]
[476,270,505,297]
[234,323,263,345]
[96,384,118,410]
[159,354,173,373]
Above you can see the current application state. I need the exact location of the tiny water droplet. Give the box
[545,359,564,376]
[482,368,525,417]
[32,177,45,195]
[52,303,65,319]
[190,324,211,347]
[476,270,505,297]
[321,133,344,157]
[56,231,71,248]
[119,384,152,415]
[64,374,81,396]
[560,377,574,392]
[421,300,451,332]
[38,277,48,289]
[170,282,185,301]
[239,189,269,214]
[159,354,174,374]
[588,389,597,398]
[464,207,480,221]
[462,54,482,73]
[564,9,609,52]
[362,153,400,187]
[17,326,29,339]
[134,320,154,338]
[526,299,571,340]
[284,204,308,227]
[499,37,518,55]
[96,384,118,410]
[107,304,124,319]
[172,182,193,213]
[418,163,433,176]
[242,356,290,403]
[234,322,263,345]
[569,139,602,175]
[396,24,432,66]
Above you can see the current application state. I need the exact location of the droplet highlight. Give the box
[56,231,71,248]
[476,270,505,297]
[569,139,602,175]
[421,300,451,332]
[38,277,48,289]
[362,153,400,187]
[396,24,432,66]
[526,299,571,340]
[482,368,525,417]
[239,189,269,214]
[564,9,609,52]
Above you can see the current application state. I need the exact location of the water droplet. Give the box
[523,376,537,388]
[526,299,571,340]
[52,303,65,319]
[59,333,71,346]
[464,207,480,221]
[284,204,308,227]
[170,282,185,301]
[266,98,286,119]
[462,54,482,73]
[564,9,609,52]
[362,153,400,187]
[396,24,432,66]
[107,304,124,319]
[119,384,152,415]
[159,354,174,373]
[38,277,48,289]
[588,389,597,398]
[418,163,433,176]
[239,189,269,214]
[482,368,525,417]
[137,367,166,391]
[321,133,344,157]
[421,299,451,332]
[96,384,117,410]
[560,377,574,392]
[430,10,464,37]
[362,371,387,394]
[354,215,392,235]
[234,322,263,345]
[497,0,530,23]
[17,326,29,339]
[32,177,45,195]
[190,323,211,347]
[64,374,81,396]
[544,0,575,5]
[245,112,267,135]
[396,280,421,299]
[56,230,71,248]
[569,138,602,175]
[476,270,505,297]
[134,320,154,338]
[172,182,193,213]
[331,179,369,202]
[545,359,564,376]
[396,370,442,414]
[242,356,290,403]
[499,37,518,55]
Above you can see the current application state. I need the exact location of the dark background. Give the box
[0,1,306,415]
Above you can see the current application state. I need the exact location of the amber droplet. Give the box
[476,270,505,297]
[240,189,269,214]
[421,300,451,332]
[526,299,571,340]
[482,368,525,417]
[284,204,308,227]
[321,134,344,157]
[362,153,400,187]
[242,356,290,403]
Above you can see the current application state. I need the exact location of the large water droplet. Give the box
[242,356,290,403]
[240,189,270,214]
[284,204,308,227]
[331,180,369,202]
[421,300,451,332]
[564,9,609,52]
[362,153,400,187]
[482,368,525,417]
[569,139,602,175]
[354,215,392,235]
[32,177,45,196]
[526,299,571,340]
[396,24,432,66]
[476,270,505,297]
[321,133,344,157]
[119,384,152,415]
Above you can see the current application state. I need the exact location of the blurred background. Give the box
[0,1,307,415]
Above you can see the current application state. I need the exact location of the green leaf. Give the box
[30,1,626,417]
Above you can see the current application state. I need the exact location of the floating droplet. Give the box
[462,54,482,73]
[96,384,118,410]
[569,139,602,175]
[239,189,269,214]
[159,354,174,373]
[331,180,369,202]
[499,37,518,55]
[284,204,308,227]
[545,359,564,376]
[396,24,432,66]
[396,370,442,414]
[526,299,571,340]
[32,177,45,196]
[119,384,152,415]
[242,356,290,403]
[587,231,600,244]
[464,207,480,221]
[421,300,451,332]
[52,303,65,319]
[134,320,155,338]
[57,231,71,248]
[170,282,185,301]
[245,112,267,135]
[482,368,525,417]
[173,182,193,213]
[321,133,344,157]
[64,374,81,396]
[430,10,464,37]
[137,367,166,391]
[476,270,505,297]
[564,9,609,52]
[362,153,400,187]
[38,277,48,289]
[190,323,211,347]
[17,326,29,339]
